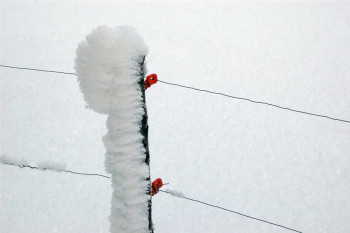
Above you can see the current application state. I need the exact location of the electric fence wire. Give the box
[157,80,350,124]
[1,161,303,233]
[1,160,111,178]
[159,190,302,233]
[1,64,349,125]
[0,64,77,76]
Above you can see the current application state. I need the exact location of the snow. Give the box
[0,155,28,168]
[164,189,185,198]
[75,25,150,233]
[0,155,66,172]
[75,25,148,115]
[37,161,67,172]
[1,1,350,233]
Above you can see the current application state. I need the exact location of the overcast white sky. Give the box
[1,1,350,233]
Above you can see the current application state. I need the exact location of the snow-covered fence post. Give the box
[75,26,153,233]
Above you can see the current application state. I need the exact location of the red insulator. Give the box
[145,74,158,90]
[152,178,163,196]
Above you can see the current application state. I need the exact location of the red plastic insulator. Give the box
[145,74,158,90]
[152,178,163,196]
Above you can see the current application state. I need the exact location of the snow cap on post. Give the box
[75,25,148,115]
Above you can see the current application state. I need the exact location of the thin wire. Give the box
[1,64,349,125]
[0,64,77,76]
[158,80,350,124]
[159,190,302,233]
[2,161,303,233]
[63,170,111,178]
[1,161,111,179]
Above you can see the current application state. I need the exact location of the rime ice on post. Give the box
[75,26,153,233]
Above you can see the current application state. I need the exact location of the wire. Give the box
[158,80,350,124]
[2,161,303,233]
[0,64,77,76]
[1,160,111,179]
[159,190,302,233]
[1,64,349,125]
[63,170,111,178]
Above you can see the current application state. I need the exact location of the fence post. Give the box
[75,26,153,233]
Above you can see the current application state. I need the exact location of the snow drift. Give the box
[75,26,151,233]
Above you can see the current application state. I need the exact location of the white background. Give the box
[1,1,350,232]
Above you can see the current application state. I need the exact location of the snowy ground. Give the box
[1,1,350,233]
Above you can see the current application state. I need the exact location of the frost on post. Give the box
[75,25,152,233]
